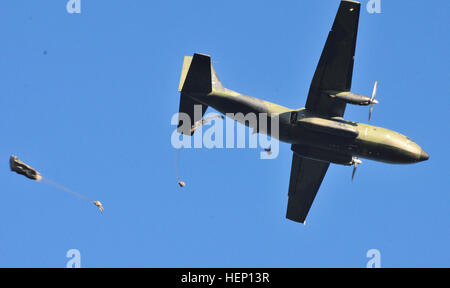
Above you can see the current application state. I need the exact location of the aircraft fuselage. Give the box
[191,90,429,165]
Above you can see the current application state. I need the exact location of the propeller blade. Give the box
[368,81,378,121]
[352,164,357,181]
[351,157,362,181]
[371,81,378,101]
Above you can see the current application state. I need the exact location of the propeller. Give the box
[368,81,379,121]
[351,157,362,181]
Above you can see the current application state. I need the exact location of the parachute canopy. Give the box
[9,155,41,181]
[93,201,104,213]
[9,155,104,214]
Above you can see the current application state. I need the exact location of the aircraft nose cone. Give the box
[419,149,429,162]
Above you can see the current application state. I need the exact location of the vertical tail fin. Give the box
[177,53,224,135]
[178,53,224,94]
[179,53,211,93]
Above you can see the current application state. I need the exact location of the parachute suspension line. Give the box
[8,156,104,213]
[41,177,92,202]
[175,149,185,187]
[175,149,180,182]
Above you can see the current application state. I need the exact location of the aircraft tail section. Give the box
[178,53,224,93]
[177,53,225,135]
[177,92,207,135]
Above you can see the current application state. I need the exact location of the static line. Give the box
[174,149,185,187]
[41,177,92,202]
[174,149,180,182]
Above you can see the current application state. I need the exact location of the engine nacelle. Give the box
[326,82,379,120]
[327,91,376,106]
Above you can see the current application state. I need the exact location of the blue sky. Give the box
[0,0,448,267]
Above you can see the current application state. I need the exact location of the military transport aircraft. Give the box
[176,0,429,223]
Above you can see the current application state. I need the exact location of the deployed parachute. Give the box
[173,114,224,188]
[93,201,104,213]
[10,155,42,181]
[9,155,103,213]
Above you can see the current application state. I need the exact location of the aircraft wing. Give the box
[305,0,361,118]
[286,153,330,223]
